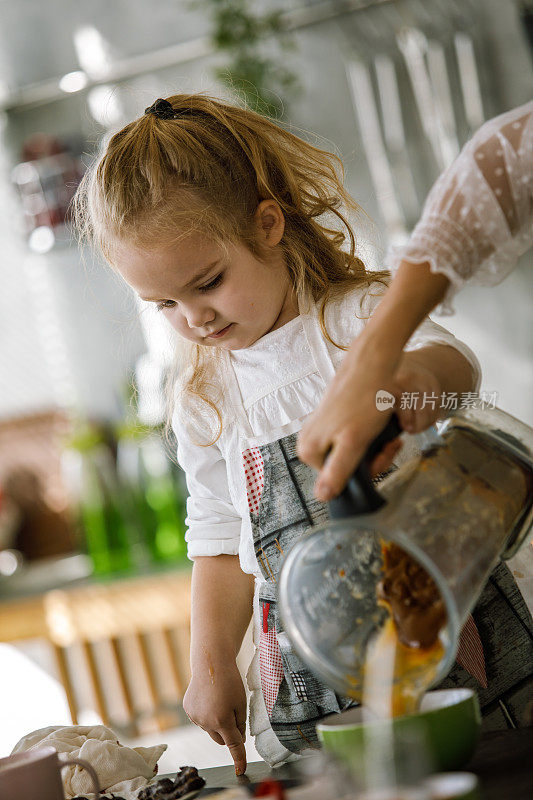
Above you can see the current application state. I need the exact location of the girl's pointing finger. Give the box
[219,725,247,777]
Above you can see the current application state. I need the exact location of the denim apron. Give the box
[224,303,533,756]
[224,301,357,754]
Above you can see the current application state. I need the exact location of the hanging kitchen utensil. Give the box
[345,58,408,244]
[373,53,420,226]
[454,31,485,133]
[426,39,460,164]
[397,26,448,172]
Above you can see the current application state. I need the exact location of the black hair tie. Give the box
[144,98,179,120]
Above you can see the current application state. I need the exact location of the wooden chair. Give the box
[43,570,192,736]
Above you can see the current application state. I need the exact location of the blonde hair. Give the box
[73,93,388,442]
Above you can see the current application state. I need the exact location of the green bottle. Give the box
[140,436,187,563]
[88,442,133,575]
[79,453,113,575]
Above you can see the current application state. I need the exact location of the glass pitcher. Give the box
[278,406,533,704]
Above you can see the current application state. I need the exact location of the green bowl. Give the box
[317,689,481,774]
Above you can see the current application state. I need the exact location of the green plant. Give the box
[194,0,298,117]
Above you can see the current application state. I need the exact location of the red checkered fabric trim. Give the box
[259,602,284,716]
[456,614,487,688]
[243,447,265,513]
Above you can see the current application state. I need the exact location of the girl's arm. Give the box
[183,554,254,776]
[297,261,450,501]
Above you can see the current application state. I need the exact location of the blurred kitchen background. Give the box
[0,0,532,769]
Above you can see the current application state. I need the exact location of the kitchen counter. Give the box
[169,728,533,799]
[464,727,533,800]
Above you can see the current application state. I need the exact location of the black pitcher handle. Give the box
[328,414,402,519]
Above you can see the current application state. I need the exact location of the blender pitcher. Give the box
[278,406,533,705]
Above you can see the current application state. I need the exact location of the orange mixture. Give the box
[347,543,447,718]
[362,613,444,718]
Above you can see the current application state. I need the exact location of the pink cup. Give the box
[0,745,100,799]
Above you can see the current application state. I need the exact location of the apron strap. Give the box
[221,350,254,438]
[299,291,336,384]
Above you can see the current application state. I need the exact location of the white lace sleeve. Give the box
[385,100,533,314]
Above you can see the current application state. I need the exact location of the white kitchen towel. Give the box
[11,724,167,799]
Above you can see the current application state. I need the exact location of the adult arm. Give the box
[298,101,533,499]
[297,263,449,499]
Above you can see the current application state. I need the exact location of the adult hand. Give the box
[183,659,248,775]
[392,351,443,434]
[297,339,402,501]
[297,261,451,501]
[298,340,451,501]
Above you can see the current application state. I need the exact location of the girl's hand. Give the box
[183,658,248,776]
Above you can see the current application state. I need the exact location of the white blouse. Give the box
[386,100,533,314]
[174,282,481,576]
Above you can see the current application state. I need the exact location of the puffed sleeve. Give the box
[385,100,533,314]
[173,412,242,560]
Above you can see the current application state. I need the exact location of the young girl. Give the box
[74,94,481,773]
